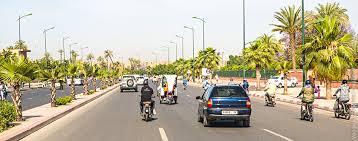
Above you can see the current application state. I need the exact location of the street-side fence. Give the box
[214,70,278,80]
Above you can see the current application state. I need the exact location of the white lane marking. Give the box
[262,129,294,141]
[159,128,169,141]
[27,98,33,100]
[186,95,190,97]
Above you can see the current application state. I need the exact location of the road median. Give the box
[0,84,120,141]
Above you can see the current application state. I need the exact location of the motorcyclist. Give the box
[264,82,277,102]
[297,80,315,105]
[242,79,249,92]
[183,77,188,89]
[140,79,155,113]
[333,80,350,111]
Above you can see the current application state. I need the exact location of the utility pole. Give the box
[193,17,206,50]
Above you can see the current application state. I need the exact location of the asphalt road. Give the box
[22,82,356,141]
[5,81,100,111]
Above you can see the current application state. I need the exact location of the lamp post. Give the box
[62,37,70,62]
[192,17,206,50]
[17,13,32,42]
[301,0,306,85]
[170,41,178,61]
[161,46,170,64]
[176,35,184,58]
[80,46,88,61]
[242,0,247,79]
[152,52,158,65]
[69,42,78,62]
[43,27,55,54]
[184,26,195,82]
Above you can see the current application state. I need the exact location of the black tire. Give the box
[243,119,250,127]
[346,109,351,120]
[135,88,138,92]
[174,97,178,104]
[278,83,283,88]
[120,89,123,92]
[203,116,211,127]
[300,107,305,120]
[334,111,339,118]
[309,115,314,122]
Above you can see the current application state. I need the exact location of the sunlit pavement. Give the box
[22,83,356,141]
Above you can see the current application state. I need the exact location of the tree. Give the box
[0,56,35,121]
[244,34,283,89]
[38,61,65,107]
[86,53,95,65]
[97,56,106,68]
[196,47,221,71]
[79,62,93,95]
[71,51,79,63]
[304,17,354,100]
[128,58,141,70]
[58,49,64,61]
[275,61,292,95]
[316,2,349,26]
[91,65,101,92]
[350,35,358,67]
[104,50,114,69]
[67,62,80,100]
[272,5,301,72]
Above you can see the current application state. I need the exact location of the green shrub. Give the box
[0,101,16,132]
[55,96,73,106]
[88,90,95,95]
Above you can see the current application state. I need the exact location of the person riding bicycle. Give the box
[333,80,350,111]
[297,80,315,104]
[140,80,155,113]
[264,82,277,102]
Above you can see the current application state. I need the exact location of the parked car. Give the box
[67,78,84,86]
[120,75,138,92]
[196,85,251,127]
[268,76,298,88]
[136,76,145,85]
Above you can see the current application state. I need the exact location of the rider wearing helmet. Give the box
[297,80,315,104]
[264,82,277,101]
[140,79,155,113]
[333,80,350,110]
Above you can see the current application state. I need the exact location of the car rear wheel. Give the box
[243,119,250,127]
[203,116,211,127]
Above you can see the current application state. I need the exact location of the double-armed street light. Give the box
[17,13,32,42]
[63,37,70,61]
[192,17,206,50]
[43,27,55,54]
[169,41,178,61]
[176,35,184,59]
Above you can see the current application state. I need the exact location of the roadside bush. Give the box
[0,101,16,132]
[101,86,107,90]
[55,96,73,106]
[88,90,95,95]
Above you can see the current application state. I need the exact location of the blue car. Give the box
[196,85,251,127]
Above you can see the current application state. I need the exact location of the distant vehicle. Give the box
[196,85,251,127]
[157,75,178,104]
[137,76,145,85]
[67,78,84,86]
[268,76,298,88]
[120,75,138,92]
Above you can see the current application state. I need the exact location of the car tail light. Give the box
[246,99,251,108]
[207,99,213,108]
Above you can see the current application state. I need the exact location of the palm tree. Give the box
[275,61,292,95]
[272,5,301,72]
[104,50,114,69]
[97,56,106,68]
[86,53,95,65]
[0,56,35,121]
[79,62,93,95]
[67,62,80,100]
[70,51,79,63]
[244,34,283,89]
[196,47,221,71]
[304,17,354,100]
[58,49,64,61]
[38,61,65,107]
[91,65,101,92]
[316,2,349,25]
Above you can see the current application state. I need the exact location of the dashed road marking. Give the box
[159,128,169,141]
[186,95,190,97]
[27,98,33,100]
[262,129,294,141]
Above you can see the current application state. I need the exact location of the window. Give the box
[210,86,247,98]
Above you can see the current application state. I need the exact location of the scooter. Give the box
[142,101,153,122]
[334,96,351,120]
[300,103,314,122]
[265,93,276,107]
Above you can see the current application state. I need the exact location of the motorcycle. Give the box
[183,82,188,90]
[300,103,314,122]
[265,93,276,107]
[334,96,351,120]
[142,101,153,122]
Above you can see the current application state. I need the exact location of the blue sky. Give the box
[0,0,357,63]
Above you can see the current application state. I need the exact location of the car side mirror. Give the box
[195,96,201,100]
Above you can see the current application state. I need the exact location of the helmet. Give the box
[305,80,311,86]
[342,80,348,84]
[143,79,149,85]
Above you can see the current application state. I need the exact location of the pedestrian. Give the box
[215,74,219,83]
[0,82,8,100]
[314,85,321,99]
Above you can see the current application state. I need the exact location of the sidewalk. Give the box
[0,84,120,141]
[185,79,358,113]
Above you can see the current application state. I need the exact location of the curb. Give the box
[3,84,120,141]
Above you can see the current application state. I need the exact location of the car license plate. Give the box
[222,111,238,115]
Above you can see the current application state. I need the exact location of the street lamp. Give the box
[176,35,184,59]
[17,13,32,42]
[301,0,306,85]
[62,37,70,62]
[161,46,170,64]
[170,41,178,61]
[184,26,195,82]
[80,46,89,61]
[192,17,206,50]
[43,27,55,54]
[152,52,158,65]
[242,0,247,79]
[69,42,78,61]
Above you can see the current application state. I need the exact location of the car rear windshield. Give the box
[210,86,248,98]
